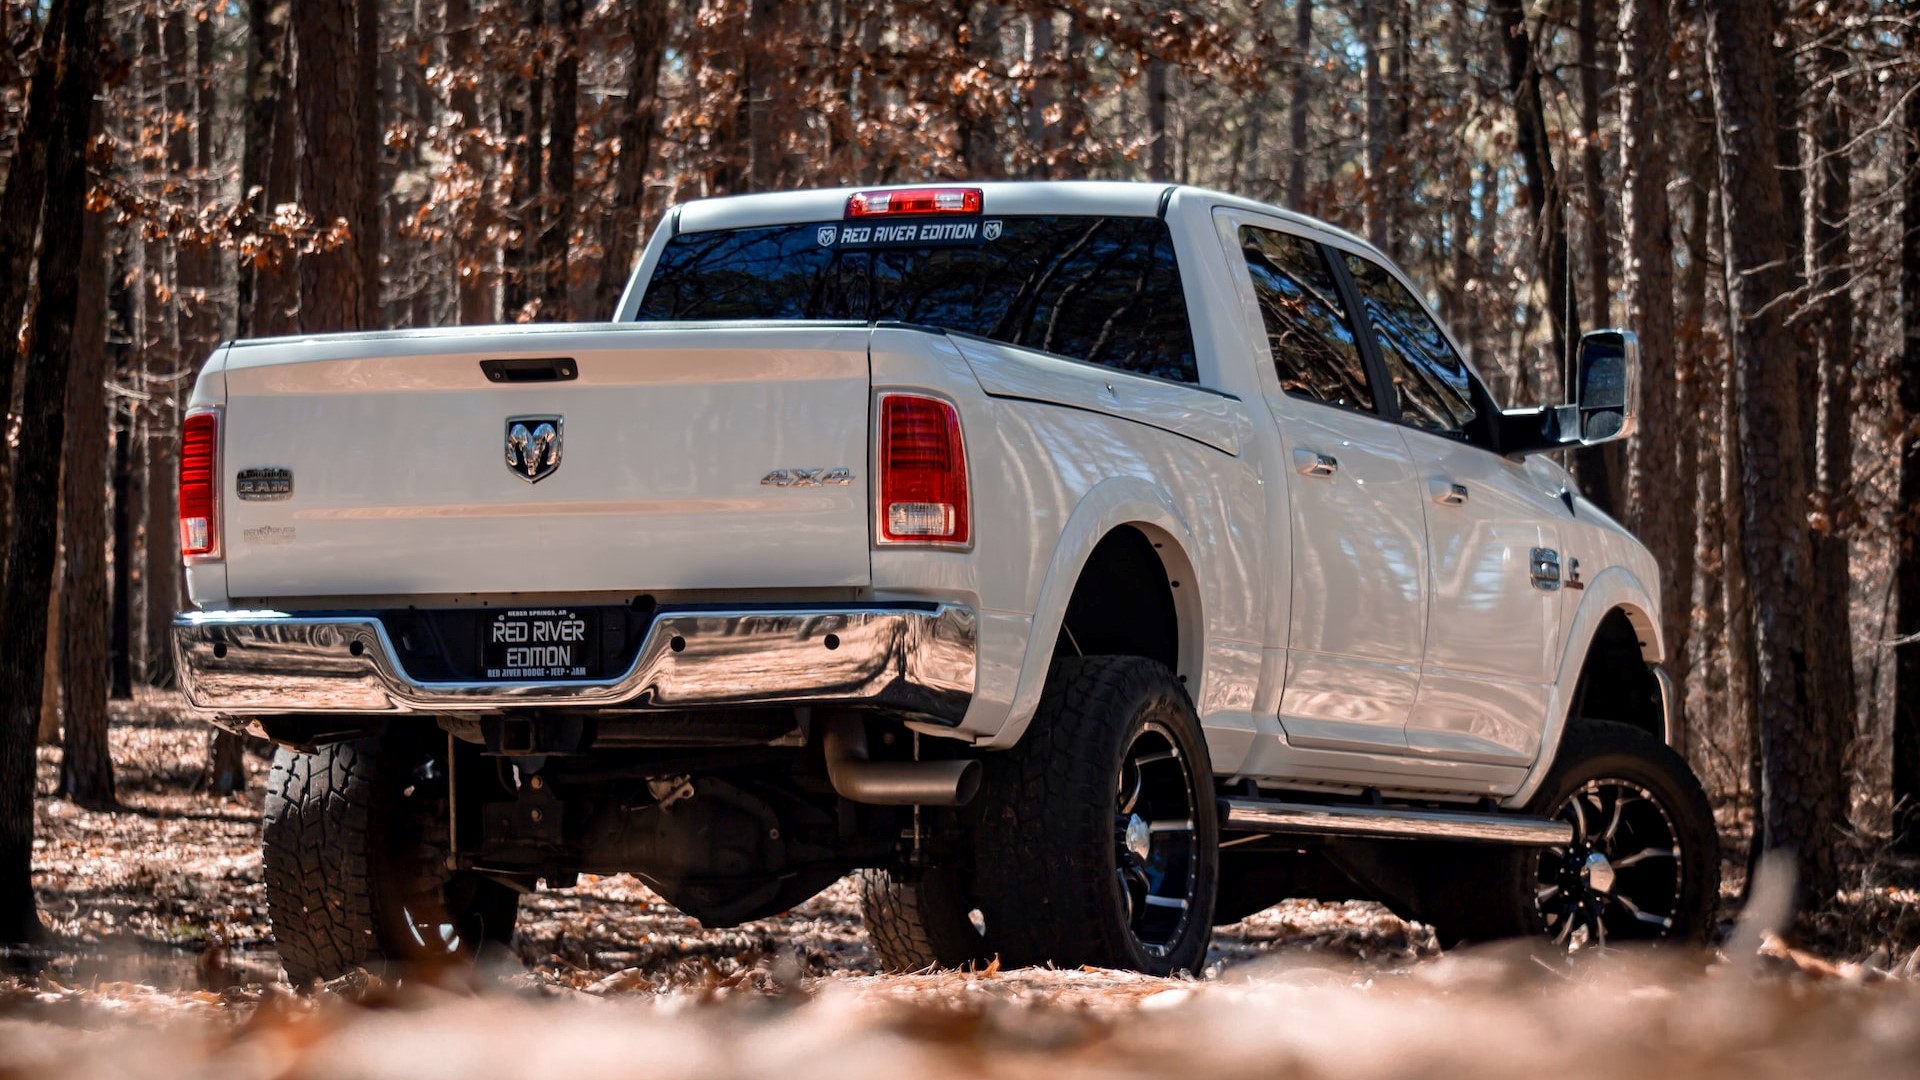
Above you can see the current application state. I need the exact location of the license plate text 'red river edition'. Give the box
[485,609,591,679]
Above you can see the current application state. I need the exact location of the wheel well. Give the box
[1571,608,1664,742]
[1056,526,1180,674]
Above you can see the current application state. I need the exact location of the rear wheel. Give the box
[858,865,994,971]
[972,656,1218,975]
[263,737,520,985]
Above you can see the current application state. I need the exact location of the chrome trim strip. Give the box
[173,605,976,725]
[1652,664,1676,747]
[1221,796,1575,845]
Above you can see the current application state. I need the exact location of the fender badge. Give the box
[235,467,294,501]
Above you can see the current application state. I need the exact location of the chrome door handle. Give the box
[1295,449,1338,477]
[1432,481,1469,506]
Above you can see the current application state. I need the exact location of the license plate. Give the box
[482,608,596,680]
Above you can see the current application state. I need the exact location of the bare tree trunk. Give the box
[1578,0,1612,325]
[540,0,581,320]
[1360,0,1386,249]
[0,0,103,945]
[1056,18,1089,180]
[1802,25,1857,835]
[1617,0,1692,749]
[1492,0,1576,397]
[1894,48,1920,853]
[39,557,60,746]
[60,197,114,808]
[746,0,779,190]
[355,0,381,329]
[207,730,247,796]
[1285,0,1310,208]
[445,0,491,323]
[238,1,295,337]
[1146,58,1169,182]
[961,1,1005,179]
[294,0,368,331]
[1703,0,1844,906]
[0,11,66,433]
[1026,12,1053,177]
[109,380,133,701]
[593,0,668,318]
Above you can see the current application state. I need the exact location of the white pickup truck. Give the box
[173,182,1716,981]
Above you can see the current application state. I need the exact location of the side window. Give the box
[1341,253,1477,436]
[1239,226,1375,412]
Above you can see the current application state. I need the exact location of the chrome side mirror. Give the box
[1574,329,1639,445]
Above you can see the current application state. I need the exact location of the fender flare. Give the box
[1503,563,1664,807]
[976,476,1204,749]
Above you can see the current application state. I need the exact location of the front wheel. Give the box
[1419,720,1719,948]
[262,738,520,985]
[972,656,1218,975]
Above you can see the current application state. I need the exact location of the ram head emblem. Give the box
[505,416,562,483]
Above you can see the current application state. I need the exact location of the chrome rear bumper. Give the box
[172,604,976,725]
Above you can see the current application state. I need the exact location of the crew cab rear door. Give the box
[1228,216,1429,753]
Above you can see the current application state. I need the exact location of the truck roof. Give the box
[671,180,1386,265]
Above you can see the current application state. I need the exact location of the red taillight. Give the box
[180,410,219,558]
[846,188,983,218]
[878,394,969,546]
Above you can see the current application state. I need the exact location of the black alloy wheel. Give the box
[1535,778,1686,947]
[1113,722,1203,960]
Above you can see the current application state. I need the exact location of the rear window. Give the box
[635,215,1199,384]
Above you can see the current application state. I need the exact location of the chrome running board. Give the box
[1220,796,1574,846]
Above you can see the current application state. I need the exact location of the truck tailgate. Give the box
[217,324,872,599]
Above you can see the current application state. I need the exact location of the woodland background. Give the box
[0,0,1917,948]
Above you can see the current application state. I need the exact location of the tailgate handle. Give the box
[481,357,578,383]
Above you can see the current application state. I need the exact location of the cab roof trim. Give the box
[670,180,1390,265]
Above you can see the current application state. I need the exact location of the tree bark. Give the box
[1617,0,1692,749]
[1360,0,1386,249]
[1578,0,1612,325]
[1285,0,1310,209]
[1146,58,1170,182]
[746,0,779,191]
[60,196,114,809]
[593,0,669,319]
[1492,0,1576,398]
[1894,46,1920,853]
[1026,12,1053,177]
[540,0,582,321]
[445,0,493,323]
[293,0,368,332]
[355,0,381,329]
[109,381,133,701]
[0,0,103,945]
[1702,0,1845,906]
[0,11,67,440]
[1801,24,1857,841]
[238,1,296,337]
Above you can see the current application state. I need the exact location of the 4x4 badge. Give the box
[506,416,563,483]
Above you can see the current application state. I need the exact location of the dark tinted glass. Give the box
[636,216,1198,383]
[1342,253,1477,434]
[1240,227,1374,411]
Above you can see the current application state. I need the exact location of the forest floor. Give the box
[4,697,1920,1079]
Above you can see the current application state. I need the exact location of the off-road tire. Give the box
[972,656,1218,975]
[1414,720,1718,948]
[263,738,519,985]
[858,865,994,971]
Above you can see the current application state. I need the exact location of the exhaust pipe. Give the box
[823,716,981,806]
